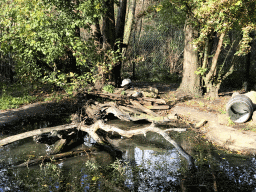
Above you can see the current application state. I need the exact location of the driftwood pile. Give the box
[0,90,195,168]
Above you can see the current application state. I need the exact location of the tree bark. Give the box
[204,33,225,84]
[116,0,127,41]
[178,20,202,97]
[95,0,116,87]
[123,0,136,46]
[90,17,102,46]
[203,33,225,99]
[102,0,116,50]
[110,0,128,87]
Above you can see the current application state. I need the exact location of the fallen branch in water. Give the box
[0,124,77,147]
[14,148,97,168]
[80,120,194,167]
[1,101,194,168]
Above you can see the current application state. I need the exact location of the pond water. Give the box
[0,118,256,191]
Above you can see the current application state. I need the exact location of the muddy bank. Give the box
[171,105,256,154]
[0,99,81,128]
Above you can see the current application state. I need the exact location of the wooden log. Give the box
[119,105,143,115]
[130,100,160,117]
[0,124,77,147]
[89,91,166,105]
[49,139,67,155]
[140,97,166,104]
[80,120,193,167]
[144,105,169,110]
[14,149,95,168]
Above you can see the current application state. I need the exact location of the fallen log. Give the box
[1,101,193,168]
[49,138,67,155]
[144,105,170,110]
[119,105,144,115]
[80,120,193,168]
[14,149,96,168]
[102,102,174,123]
[89,91,166,105]
[0,124,77,147]
[130,100,160,117]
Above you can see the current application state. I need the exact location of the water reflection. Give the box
[124,146,181,191]
[1,119,256,191]
[217,156,256,191]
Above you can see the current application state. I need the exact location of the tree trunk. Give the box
[123,0,136,46]
[109,0,128,87]
[102,0,115,50]
[205,82,220,99]
[116,0,127,41]
[178,21,202,97]
[94,0,116,88]
[243,33,253,91]
[90,17,102,46]
[203,33,225,99]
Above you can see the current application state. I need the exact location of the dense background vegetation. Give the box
[0,0,256,104]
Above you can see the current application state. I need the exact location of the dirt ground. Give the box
[1,82,256,155]
[132,82,256,155]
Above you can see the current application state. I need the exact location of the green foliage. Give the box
[103,84,115,93]
[228,117,235,126]
[195,67,208,76]
[0,86,37,110]
[157,0,186,29]
[0,0,109,88]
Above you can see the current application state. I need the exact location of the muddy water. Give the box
[0,118,256,191]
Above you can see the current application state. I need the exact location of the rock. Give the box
[195,119,207,128]
[132,91,142,97]
[167,113,178,120]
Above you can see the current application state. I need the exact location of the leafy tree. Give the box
[0,0,133,90]
[0,0,95,87]
[159,0,256,98]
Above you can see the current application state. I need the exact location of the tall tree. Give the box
[0,0,134,88]
[179,19,202,97]
[159,0,256,99]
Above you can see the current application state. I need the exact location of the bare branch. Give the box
[0,124,77,147]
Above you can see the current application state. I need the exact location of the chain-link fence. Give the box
[123,13,184,82]
[123,13,256,88]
